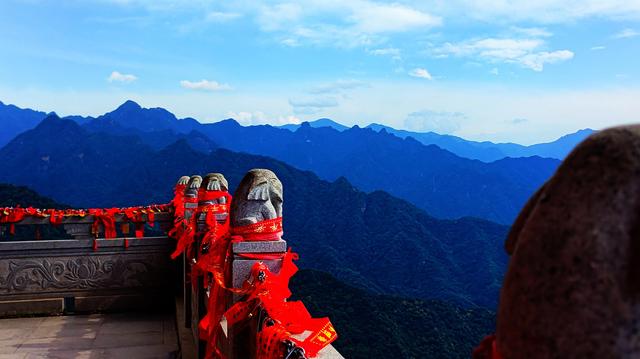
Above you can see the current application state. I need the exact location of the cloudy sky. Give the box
[1,0,640,143]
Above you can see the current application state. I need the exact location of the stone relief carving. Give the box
[0,255,161,293]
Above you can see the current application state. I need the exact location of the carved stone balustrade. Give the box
[0,211,175,316]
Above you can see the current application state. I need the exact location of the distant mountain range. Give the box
[196,120,559,224]
[283,119,594,162]
[0,115,508,308]
[0,100,590,162]
[0,184,495,357]
[0,100,564,224]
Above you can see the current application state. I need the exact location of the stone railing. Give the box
[0,212,175,316]
[0,171,343,358]
[186,214,343,359]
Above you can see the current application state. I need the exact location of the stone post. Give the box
[226,240,287,358]
[182,175,202,329]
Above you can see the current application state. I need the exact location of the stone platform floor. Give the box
[0,312,179,358]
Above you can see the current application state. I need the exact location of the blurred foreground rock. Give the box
[497,125,640,358]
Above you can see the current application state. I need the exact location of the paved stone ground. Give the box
[0,312,179,358]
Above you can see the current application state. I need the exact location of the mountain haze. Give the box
[0,100,564,223]
[365,123,593,162]
[0,116,509,308]
[197,120,558,224]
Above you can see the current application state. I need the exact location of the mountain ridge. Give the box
[0,100,562,223]
[0,99,590,160]
[0,116,509,308]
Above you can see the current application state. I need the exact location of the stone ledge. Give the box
[0,298,63,317]
[232,240,286,254]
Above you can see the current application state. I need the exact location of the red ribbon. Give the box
[170,194,199,259]
[473,335,502,359]
[0,204,169,247]
[181,190,236,359]
[231,217,283,241]
[220,250,337,359]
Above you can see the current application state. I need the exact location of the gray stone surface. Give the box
[231,239,286,254]
[231,241,287,294]
[0,237,173,316]
[0,312,178,358]
[174,296,197,359]
[230,169,283,227]
[497,125,640,358]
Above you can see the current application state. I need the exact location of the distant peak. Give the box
[34,113,83,133]
[300,121,311,128]
[310,118,348,130]
[333,176,353,188]
[312,118,337,125]
[42,113,61,121]
[366,123,389,131]
[217,118,241,126]
[116,100,142,111]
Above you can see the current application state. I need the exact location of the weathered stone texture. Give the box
[498,126,640,358]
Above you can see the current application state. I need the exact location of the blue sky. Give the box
[1,0,640,144]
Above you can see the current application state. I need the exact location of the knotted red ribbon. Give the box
[170,194,199,259]
[231,217,283,241]
[220,250,337,359]
[177,190,237,359]
[168,183,187,241]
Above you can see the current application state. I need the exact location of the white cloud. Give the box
[289,96,340,114]
[518,50,574,71]
[432,37,573,71]
[590,45,606,50]
[349,2,441,33]
[257,3,303,31]
[613,28,640,39]
[409,68,433,80]
[309,79,370,94]
[432,0,640,23]
[404,110,466,133]
[180,79,232,91]
[107,71,138,83]
[226,110,301,126]
[206,11,242,23]
[367,47,401,60]
[368,47,400,56]
[254,1,440,48]
[437,38,543,58]
[511,27,553,37]
[100,0,640,24]
[281,38,300,47]
[490,67,499,75]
